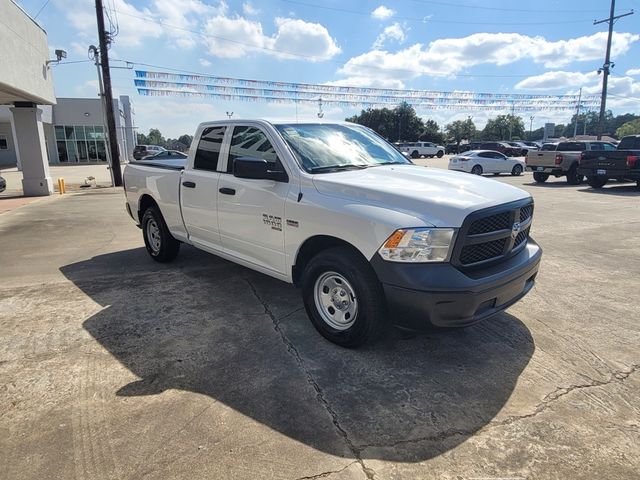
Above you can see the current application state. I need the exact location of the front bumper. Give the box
[371,239,542,331]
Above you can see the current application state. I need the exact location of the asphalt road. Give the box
[1,164,638,479]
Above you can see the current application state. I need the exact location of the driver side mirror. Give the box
[233,157,288,182]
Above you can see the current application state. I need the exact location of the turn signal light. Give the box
[555,154,563,165]
[627,155,638,168]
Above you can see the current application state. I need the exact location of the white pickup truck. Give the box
[124,120,541,347]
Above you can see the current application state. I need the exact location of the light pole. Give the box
[529,115,534,140]
[226,111,234,119]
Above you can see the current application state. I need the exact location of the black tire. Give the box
[511,164,523,176]
[587,176,608,189]
[411,150,420,159]
[436,150,444,158]
[471,165,483,175]
[141,206,180,262]
[566,164,584,185]
[301,247,387,348]
[533,171,549,183]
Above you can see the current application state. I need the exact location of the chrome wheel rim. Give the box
[146,218,161,254]
[313,271,358,331]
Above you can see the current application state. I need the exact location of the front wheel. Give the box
[533,171,549,183]
[436,150,444,158]
[511,164,523,176]
[587,176,608,189]
[301,247,387,348]
[142,206,180,262]
[471,165,483,175]
[411,150,420,159]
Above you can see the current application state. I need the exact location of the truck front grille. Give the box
[453,200,534,268]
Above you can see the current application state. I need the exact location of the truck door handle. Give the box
[219,187,236,195]
[182,181,196,188]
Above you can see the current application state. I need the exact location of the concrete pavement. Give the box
[0,172,639,479]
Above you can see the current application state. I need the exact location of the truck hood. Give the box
[312,164,530,227]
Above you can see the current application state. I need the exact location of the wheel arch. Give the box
[138,194,160,224]
[292,235,373,287]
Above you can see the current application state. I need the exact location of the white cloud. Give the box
[75,79,99,96]
[514,71,598,90]
[373,22,407,49]
[203,16,341,61]
[626,68,640,76]
[371,5,395,20]
[242,2,259,15]
[325,77,406,89]
[338,32,640,84]
[199,58,212,67]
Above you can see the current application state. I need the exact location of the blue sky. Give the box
[16,0,640,137]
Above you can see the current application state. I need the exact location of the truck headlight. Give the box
[378,228,455,262]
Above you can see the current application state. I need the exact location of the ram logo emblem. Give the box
[511,222,522,240]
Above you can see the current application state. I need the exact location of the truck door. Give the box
[180,125,227,251]
[216,125,290,275]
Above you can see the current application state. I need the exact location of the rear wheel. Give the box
[511,164,523,176]
[587,176,608,189]
[142,206,180,262]
[566,164,584,185]
[301,247,386,348]
[436,150,444,158]
[471,165,483,175]
[533,171,549,183]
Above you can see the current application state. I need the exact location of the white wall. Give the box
[0,1,56,105]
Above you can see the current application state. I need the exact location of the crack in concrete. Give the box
[245,279,376,480]
[293,460,359,480]
[356,364,640,452]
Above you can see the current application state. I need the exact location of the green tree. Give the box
[146,128,165,146]
[346,102,425,142]
[616,118,640,137]
[482,115,524,140]
[419,119,445,144]
[445,118,477,146]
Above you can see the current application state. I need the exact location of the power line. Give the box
[407,0,608,13]
[280,0,596,25]
[110,10,597,79]
[33,0,52,19]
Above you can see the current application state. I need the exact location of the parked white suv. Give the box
[123,120,541,347]
[399,142,445,159]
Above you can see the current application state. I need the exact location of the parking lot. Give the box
[1,160,639,479]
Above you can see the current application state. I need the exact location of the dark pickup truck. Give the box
[578,135,640,189]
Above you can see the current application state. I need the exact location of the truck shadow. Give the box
[577,184,640,196]
[61,246,535,462]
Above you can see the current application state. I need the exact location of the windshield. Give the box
[275,123,411,173]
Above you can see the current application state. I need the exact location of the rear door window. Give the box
[194,126,226,172]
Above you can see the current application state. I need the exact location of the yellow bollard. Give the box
[57,177,66,194]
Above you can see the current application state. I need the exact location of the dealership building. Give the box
[0,96,136,169]
[0,0,136,195]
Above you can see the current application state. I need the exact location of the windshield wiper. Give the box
[370,161,409,166]
[309,164,370,173]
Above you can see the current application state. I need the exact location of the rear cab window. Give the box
[618,136,640,150]
[194,125,226,172]
[557,142,586,151]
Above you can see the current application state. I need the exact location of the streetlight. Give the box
[226,111,234,119]
[529,115,535,140]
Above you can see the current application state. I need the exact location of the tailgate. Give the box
[526,151,557,167]
[580,152,629,171]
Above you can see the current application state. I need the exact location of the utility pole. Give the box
[95,0,122,186]
[89,45,114,186]
[573,87,582,139]
[594,0,634,140]
[508,102,515,140]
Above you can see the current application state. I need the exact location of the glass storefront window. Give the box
[55,126,65,141]
[57,141,68,162]
[54,125,108,163]
[64,126,75,141]
[94,126,105,140]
